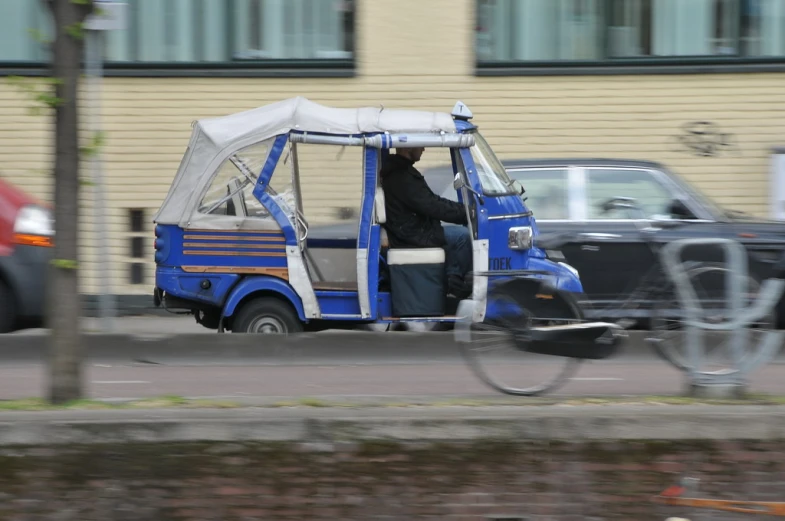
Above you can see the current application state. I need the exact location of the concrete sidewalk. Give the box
[0,403,783,446]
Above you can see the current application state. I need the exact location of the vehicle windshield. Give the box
[469,130,517,196]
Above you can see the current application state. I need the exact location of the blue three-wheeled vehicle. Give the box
[153,97,623,394]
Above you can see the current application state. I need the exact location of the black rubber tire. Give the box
[231,297,304,334]
[0,279,15,334]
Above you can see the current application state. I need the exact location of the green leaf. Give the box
[65,21,85,40]
[80,130,107,159]
[27,28,52,45]
[50,259,79,270]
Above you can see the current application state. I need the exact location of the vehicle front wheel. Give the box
[231,297,304,335]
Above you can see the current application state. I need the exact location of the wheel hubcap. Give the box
[248,316,286,334]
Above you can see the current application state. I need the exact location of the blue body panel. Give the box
[223,276,306,320]
[154,121,586,329]
[315,291,362,316]
[155,225,287,270]
[155,266,240,307]
[455,147,583,297]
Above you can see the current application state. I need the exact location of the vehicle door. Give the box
[570,167,679,304]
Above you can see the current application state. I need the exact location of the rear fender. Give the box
[222,276,306,321]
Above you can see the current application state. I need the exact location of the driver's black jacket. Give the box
[380,154,467,248]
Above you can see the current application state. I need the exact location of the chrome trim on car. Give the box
[488,211,533,220]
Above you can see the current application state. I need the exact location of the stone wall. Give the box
[2,437,784,521]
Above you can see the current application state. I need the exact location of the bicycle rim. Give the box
[459,290,585,397]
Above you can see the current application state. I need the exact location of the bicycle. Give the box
[457,196,777,396]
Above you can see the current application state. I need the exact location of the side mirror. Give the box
[453,174,485,206]
[511,180,524,195]
[668,199,696,220]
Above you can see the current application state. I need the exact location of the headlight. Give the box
[508,226,533,250]
[13,205,54,247]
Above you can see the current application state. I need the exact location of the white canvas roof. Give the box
[154,97,459,228]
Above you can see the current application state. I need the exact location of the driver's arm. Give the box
[397,177,468,225]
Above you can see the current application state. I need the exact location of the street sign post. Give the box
[84,1,127,332]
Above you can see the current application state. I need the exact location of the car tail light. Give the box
[12,205,54,247]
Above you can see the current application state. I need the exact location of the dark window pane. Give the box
[129,263,145,284]
[475,0,785,63]
[1,0,356,64]
[607,0,652,57]
[131,237,145,258]
[129,209,145,233]
[232,0,354,60]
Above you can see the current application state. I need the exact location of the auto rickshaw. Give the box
[152,97,622,374]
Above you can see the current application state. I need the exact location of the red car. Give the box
[0,177,54,333]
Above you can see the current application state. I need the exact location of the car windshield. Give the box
[469,131,517,196]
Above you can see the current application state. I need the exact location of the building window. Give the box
[127,209,146,285]
[0,0,356,76]
[476,0,785,70]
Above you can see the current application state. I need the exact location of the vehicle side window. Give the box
[586,168,674,220]
[198,142,271,217]
[508,168,570,220]
[197,140,296,220]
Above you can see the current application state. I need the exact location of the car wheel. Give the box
[232,297,304,335]
[0,279,15,333]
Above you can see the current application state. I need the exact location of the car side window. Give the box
[508,168,570,220]
[586,168,674,220]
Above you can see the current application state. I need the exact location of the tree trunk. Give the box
[46,0,94,404]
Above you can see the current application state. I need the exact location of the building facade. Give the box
[0,0,784,304]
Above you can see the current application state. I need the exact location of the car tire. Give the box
[232,297,304,335]
[0,279,15,334]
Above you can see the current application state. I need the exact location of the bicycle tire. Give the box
[458,280,585,397]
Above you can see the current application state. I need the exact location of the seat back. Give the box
[375,186,389,248]
[374,186,386,224]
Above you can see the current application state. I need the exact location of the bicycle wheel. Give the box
[649,262,776,373]
[458,279,585,396]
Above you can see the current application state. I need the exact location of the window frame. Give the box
[475,0,785,76]
[581,166,714,222]
[509,164,718,223]
[0,0,357,78]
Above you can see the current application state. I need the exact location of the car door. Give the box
[568,166,680,305]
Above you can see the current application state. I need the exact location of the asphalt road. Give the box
[2,315,783,402]
[1,351,782,402]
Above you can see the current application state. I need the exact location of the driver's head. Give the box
[395,147,425,163]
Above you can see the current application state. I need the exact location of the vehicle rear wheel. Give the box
[458,279,584,397]
[232,297,304,335]
[0,279,15,334]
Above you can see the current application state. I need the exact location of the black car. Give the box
[307,158,785,326]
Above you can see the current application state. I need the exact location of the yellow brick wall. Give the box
[0,0,783,295]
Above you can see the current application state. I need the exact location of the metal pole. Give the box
[86,29,115,332]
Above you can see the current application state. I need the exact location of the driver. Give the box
[380,147,473,299]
